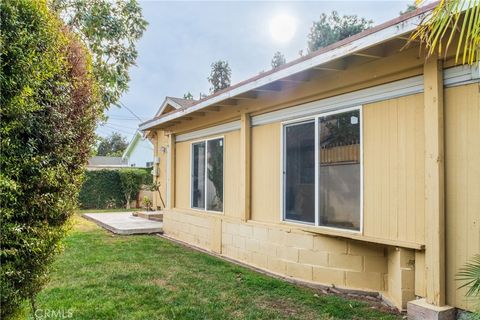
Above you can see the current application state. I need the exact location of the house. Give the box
[140,4,479,319]
[122,131,154,168]
[86,156,128,171]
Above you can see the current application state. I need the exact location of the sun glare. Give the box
[269,13,297,44]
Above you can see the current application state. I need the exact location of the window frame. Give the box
[280,106,363,234]
[189,136,225,214]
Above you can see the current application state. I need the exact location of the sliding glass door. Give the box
[284,121,315,223]
[191,138,224,212]
[191,142,206,209]
[318,110,361,230]
[283,107,362,231]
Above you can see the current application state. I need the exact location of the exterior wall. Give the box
[156,68,478,311]
[251,123,281,223]
[363,94,425,245]
[444,83,480,311]
[163,210,221,252]
[222,220,388,292]
[387,248,415,309]
[152,130,169,209]
[163,210,389,293]
[126,138,153,168]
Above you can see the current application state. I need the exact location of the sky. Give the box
[98,0,412,142]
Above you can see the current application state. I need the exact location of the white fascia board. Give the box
[175,121,241,142]
[139,13,428,132]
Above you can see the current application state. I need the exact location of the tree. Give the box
[50,0,148,110]
[399,3,417,15]
[96,132,129,156]
[271,51,286,69]
[118,169,147,209]
[183,92,194,100]
[410,0,479,65]
[307,11,372,52]
[208,60,231,93]
[0,0,99,317]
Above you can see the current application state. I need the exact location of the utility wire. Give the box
[115,101,144,122]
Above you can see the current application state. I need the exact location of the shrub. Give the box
[119,169,149,209]
[78,170,124,209]
[0,1,99,318]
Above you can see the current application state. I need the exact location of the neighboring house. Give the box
[140,5,479,319]
[122,131,154,168]
[86,156,128,171]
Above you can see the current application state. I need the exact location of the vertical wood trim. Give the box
[167,133,176,210]
[240,113,251,221]
[424,55,445,306]
[152,133,158,209]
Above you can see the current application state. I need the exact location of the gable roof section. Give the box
[155,96,197,117]
[140,2,439,131]
[122,131,141,159]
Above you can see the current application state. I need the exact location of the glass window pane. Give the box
[319,110,361,230]
[206,138,224,212]
[191,142,205,209]
[284,121,315,223]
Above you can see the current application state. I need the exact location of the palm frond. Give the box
[457,254,480,297]
[411,0,480,65]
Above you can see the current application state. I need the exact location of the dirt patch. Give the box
[151,278,178,292]
[256,297,320,320]
[313,287,401,316]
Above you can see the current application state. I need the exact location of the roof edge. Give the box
[140,2,438,131]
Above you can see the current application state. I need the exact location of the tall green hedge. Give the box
[79,168,152,209]
[0,0,99,318]
[79,170,124,209]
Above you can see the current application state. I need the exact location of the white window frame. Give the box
[280,105,363,234]
[189,136,225,214]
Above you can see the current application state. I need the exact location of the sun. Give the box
[269,13,297,44]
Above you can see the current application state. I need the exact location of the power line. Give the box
[115,101,144,122]
[100,124,136,136]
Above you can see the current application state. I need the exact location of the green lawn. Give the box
[34,214,402,320]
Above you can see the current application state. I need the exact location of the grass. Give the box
[33,213,402,320]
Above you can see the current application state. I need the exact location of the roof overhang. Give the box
[139,2,438,132]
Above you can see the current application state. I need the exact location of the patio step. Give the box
[136,211,163,222]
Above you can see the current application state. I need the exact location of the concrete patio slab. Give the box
[83,212,163,235]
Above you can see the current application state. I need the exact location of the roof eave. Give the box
[139,3,436,132]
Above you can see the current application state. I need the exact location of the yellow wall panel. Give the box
[445,84,480,311]
[251,123,281,223]
[175,141,190,210]
[363,94,425,244]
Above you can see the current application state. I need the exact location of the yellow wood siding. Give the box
[174,140,190,210]
[224,131,242,218]
[174,131,241,217]
[251,123,281,223]
[445,83,480,311]
[363,94,425,244]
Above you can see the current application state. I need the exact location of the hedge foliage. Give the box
[78,170,124,209]
[79,168,152,209]
[0,0,99,318]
